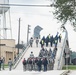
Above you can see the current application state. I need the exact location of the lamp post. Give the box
[27,25,31,45]
[17,18,21,55]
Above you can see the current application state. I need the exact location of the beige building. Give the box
[0,39,17,64]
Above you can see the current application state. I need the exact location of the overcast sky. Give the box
[2,0,76,51]
[8,0,60,41]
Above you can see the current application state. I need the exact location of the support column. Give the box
[3,12,7,39]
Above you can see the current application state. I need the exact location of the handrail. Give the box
[57,30,67,70]
[13,44,26,65]
[13,40,30,66]
[13,44,30,69]
[13,36,35,69]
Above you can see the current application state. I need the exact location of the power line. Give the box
[0,4,54,7]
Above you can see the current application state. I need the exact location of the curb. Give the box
[60,70,70,75]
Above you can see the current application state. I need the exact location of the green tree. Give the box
[52,0,76,30]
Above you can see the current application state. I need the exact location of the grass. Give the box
[3,64,14,68]
[1,64,8,68]
[4,64,9,68]
[62,65,76,70]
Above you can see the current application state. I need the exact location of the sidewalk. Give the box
[0,70,68,75]
[67,70,76,75]
[0,68,9,71]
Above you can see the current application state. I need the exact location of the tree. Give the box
[52,0,76,30]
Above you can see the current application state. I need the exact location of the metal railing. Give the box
[57,30,67,70]
[13,40,30,66]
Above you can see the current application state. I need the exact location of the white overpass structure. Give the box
[54,27,69,70]
[13,26,70,71]
[0,0,12,39]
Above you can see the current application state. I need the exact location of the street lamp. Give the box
[17,18,21,55]
[27,24,31,45]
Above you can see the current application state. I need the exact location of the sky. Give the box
[0,0,76,51]
[8,0,60,42]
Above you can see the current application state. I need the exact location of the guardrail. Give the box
[57,30,67,70]
[13,44,26,65]
[13,44,30,69]
[13,40,30,67]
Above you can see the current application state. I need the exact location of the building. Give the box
[0,0,16,64]
[0,39,17,64]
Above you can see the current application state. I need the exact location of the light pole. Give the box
[17,18,21,55]
[27,25,31,45]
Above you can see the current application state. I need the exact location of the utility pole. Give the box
[27,25,31,45]
[17,18,21,55]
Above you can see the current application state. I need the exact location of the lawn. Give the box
[62,65,76,70]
